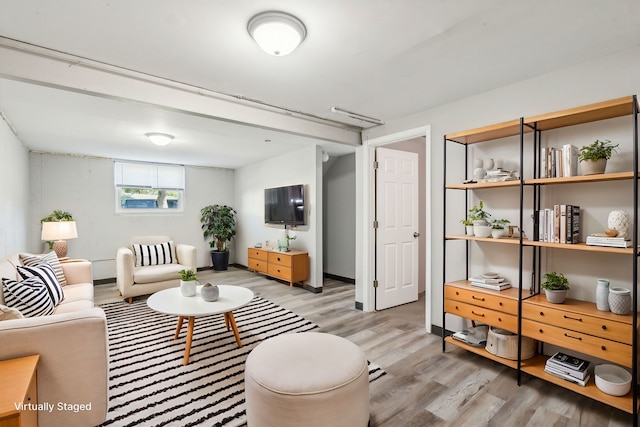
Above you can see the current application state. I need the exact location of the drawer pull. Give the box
[472,296,485,302]
[539,329,544,333]
[563,315,582,322]
[471,310,485,317]
[601,325,607,330]
[277,257,281,261]
[499,302,503,306]
[601,346,607,351]
[539,312,544,316]
[456,291,460,296]
[564,333,582,341]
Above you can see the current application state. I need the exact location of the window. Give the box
[114,161,185,212]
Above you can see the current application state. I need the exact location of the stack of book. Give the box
[468,275,511,291]
[586,235,632,248]
[535,205,580,243]
[540,144,579,178]
[544,352,590,386]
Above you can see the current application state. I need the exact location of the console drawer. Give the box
[521,319,632,367]
[248,248,268,261]
[445,299,517,332]
[268,252,293,267]
[248,259,268,274]
[445,285,517,314]
[268,263,292,281]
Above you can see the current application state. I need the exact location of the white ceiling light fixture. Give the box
[145,132,174,146]
[248,11,307,56]
[322,151,330,162]
[330,107,385,126]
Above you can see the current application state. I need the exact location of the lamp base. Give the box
[52,240,68,258]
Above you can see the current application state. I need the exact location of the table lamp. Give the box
[41,221,78,258]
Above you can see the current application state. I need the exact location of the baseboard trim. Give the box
[94,278,115,286]
[323,272,355,284]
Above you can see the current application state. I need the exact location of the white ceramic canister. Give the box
[608,287,631,315]
[595,279,610,311]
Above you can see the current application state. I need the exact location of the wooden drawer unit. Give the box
[247,248,309,287]
[445,284,518,314]
[445,299,517,332]
[0,355,39,427]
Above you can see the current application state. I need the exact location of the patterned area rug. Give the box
[101,296,385,427]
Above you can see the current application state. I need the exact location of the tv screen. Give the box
[265,184,305,225]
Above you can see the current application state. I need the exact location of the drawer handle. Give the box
[456,291,460,296]
[601,325,607,330]
[499,302,503,306]
[564,333,582,341]
[601,346,607,351]
[277,257,281,261]
[471,310,485,317]
[472,296,485,302]
[539,312,544,316]
[539,329,544,333]
[563,315,582,322]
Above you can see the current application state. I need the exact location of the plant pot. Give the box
[491,228,507,239]
[608,287,631,315]
[473,225,492,238]
[465,225,474,236]
[544,289,567,304]
[201,283,219,302]
[210,250,230,271]
[180,280,197,297]
[580,158,607,175]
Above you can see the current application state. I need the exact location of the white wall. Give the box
[0,115,29,257]
[235,145,323,289]
[28,153,235,279]
[363,44,640,328]
[323,153,356,280]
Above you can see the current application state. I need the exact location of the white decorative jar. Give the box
[596,279,610,311]
[607,209,631,239]
[608,287,631,315]
[180,280,197,297]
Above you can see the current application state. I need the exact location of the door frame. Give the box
[359,125,432,332]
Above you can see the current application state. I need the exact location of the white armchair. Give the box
[116,235,196,303]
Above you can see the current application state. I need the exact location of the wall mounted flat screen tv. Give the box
[265,184,305,225]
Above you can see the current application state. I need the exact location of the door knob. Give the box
[413,232,420,238]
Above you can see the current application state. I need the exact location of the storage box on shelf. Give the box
[443,95,639,420]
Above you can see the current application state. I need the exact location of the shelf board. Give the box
[445,119,525,145]
[521,354,634,413]
[444,336,519,368]
[524,171,638,185]
[445,234,521,245]
[524,96,637,131]
[446,180,521,189]
[523,241,636,254]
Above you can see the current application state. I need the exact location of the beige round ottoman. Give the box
[244,332,370,427]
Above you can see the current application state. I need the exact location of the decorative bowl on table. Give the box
[594,364,631,396]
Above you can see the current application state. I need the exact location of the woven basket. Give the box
[485,327,536,360]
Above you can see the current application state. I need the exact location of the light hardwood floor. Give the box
[95,267,632,426]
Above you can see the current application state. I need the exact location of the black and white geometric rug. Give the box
[101,296,385,427]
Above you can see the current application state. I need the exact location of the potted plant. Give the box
[579,139,619,175]
[468,201,492,237]
[179,269,198,297]
[541,271,570,304]
[460,218,474,236]
[200,204,237,271]
[490,219,510,239]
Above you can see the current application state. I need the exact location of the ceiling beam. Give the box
[0,38,362,146]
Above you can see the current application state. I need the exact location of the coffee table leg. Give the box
[174,316,185,339]
[225,311,242,347]
[183,316,195,365]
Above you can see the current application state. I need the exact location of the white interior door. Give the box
[375,147,419,310]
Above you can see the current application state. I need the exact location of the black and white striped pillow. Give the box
[19,251,67,286]
[17,263,64,306]
[2,276,55,317]
[133,241,175,267]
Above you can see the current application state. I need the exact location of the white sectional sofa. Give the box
[0,254,108,427]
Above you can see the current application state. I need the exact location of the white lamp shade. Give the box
[145,133,174,146]
[248,11,306,56]
[41,221,78,240]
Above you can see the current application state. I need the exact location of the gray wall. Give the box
[323,153,356,280]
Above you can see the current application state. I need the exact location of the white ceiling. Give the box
[0,0,639,168]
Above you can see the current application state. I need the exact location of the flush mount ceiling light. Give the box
[330,107,385,126]
[248,11,307,56]
[145,132,174,146]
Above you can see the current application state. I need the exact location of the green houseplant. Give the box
[579,139,619,175]
[541,271,570,304]
[200,204,237,270]
[178,269,198,297]
[490,218,510,238]
[468,201,492,237]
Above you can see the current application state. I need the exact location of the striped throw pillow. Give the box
[19,251,67,286]
[17,263,64,306]
[133,241,175,267]
[2,276,55,317]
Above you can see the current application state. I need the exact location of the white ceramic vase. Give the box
[180,280,197,297]
[596,279,610,311]
[607,209,631,239]
[608,287,631,315]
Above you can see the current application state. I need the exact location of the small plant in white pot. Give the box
[460,218,474,236]
[179,269,199,297]
[490,219,510,239]
[541,272,570,304]
[468,201,492,237]
[579,139,619,175]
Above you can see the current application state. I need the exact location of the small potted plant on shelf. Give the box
[468,201,492,237]
[579,139,619,175]
[179,269,199,297]
[490,219,510,239]
[541,271,570,304]
[460,218,474,236]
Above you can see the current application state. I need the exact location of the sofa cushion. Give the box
[0,304,24,320]
[61,282,94,303]
[2,276,55,317]
[133,241,176,267]
[19,251,67,286]
[17,264,64,306]
[54,299,95,314]
[133,263,183,284]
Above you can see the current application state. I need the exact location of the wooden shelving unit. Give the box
[443,95,639,421]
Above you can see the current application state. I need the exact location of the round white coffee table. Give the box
[147,285,254,365]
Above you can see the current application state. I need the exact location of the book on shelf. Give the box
[585,235,632,248]
[469,281,512,291]
[562,144,579,177]
[535,205,580,243]
[468,276,506,284]
[544,366,590,387]
[547,352,589,372]
[545,358,590,380]
[540,145,579,178]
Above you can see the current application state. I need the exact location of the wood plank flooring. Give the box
[95,267,632,426]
